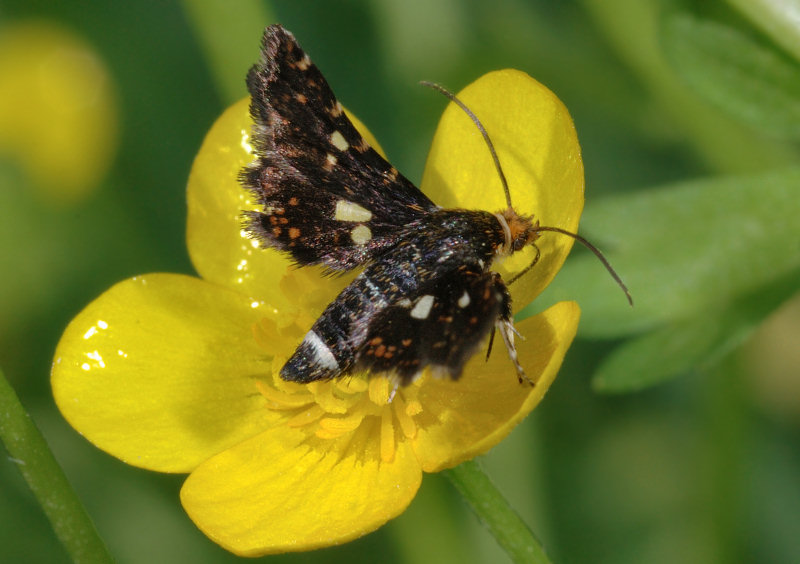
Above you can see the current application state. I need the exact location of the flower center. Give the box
[256,370,424,463]
[250,268,427,463]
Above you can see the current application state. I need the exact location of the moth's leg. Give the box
[491,273,533,386]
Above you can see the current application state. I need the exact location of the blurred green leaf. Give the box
[535,167,800,338]
[592,267,800,393]
[663,12,800,139]
[582,0,799,173]
[180,0,275,105]
[726,0,800,64]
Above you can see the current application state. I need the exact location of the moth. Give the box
[242,25,630,386]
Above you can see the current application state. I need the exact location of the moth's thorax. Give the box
[494,207,540,256]
[417,209,507,266]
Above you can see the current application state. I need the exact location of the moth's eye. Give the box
[512,235,527,252]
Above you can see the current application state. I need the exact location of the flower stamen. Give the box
[380,408,396,463]
[405,398,423,417]
[392,394,418,439]
[286,404,326,427]
[309,380,362,414]
[368,376,392,406]
[256,380,315,409]
[255,329,431,464]
[317,411,365,439]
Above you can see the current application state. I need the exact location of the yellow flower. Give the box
[52,70,582,556]
[0,21,117,204]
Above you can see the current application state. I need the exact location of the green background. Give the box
[2,1,799,562]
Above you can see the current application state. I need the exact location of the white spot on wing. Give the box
[335,200,372,222]
[350,225,372,245]
[330,130,349,151]
[303,331,339,370]
[458,291,471,308]
[296,54,311,70]
[410,295,435,320]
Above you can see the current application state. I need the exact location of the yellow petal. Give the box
[181,426,422,556]
[51,273,277,472]
[421,70,584,311]
[411,301,580,472]
[186,98,292,306]
[186,98,383,308]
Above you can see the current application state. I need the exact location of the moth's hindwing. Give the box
[242,25,438,271]
[356,263,511,384]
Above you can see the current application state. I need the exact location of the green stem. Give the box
[0,368,113,563]
[181,0,276,105]
[701,355,748,564]
[444,459,552,564]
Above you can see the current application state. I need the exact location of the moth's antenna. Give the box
[507,243,541,286]
[510,227,634,306]
[421,81,633,307]
[420,81,513,209]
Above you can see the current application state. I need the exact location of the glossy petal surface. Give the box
[52,274,275,472]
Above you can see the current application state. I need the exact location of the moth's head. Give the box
[496,207,540,255]
[498,209,634,306]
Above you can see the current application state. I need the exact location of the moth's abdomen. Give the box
[280,308,357,383]
[280,269,399,382]
[281,329,347,382]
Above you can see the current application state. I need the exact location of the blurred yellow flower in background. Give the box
[0,21,117,204]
